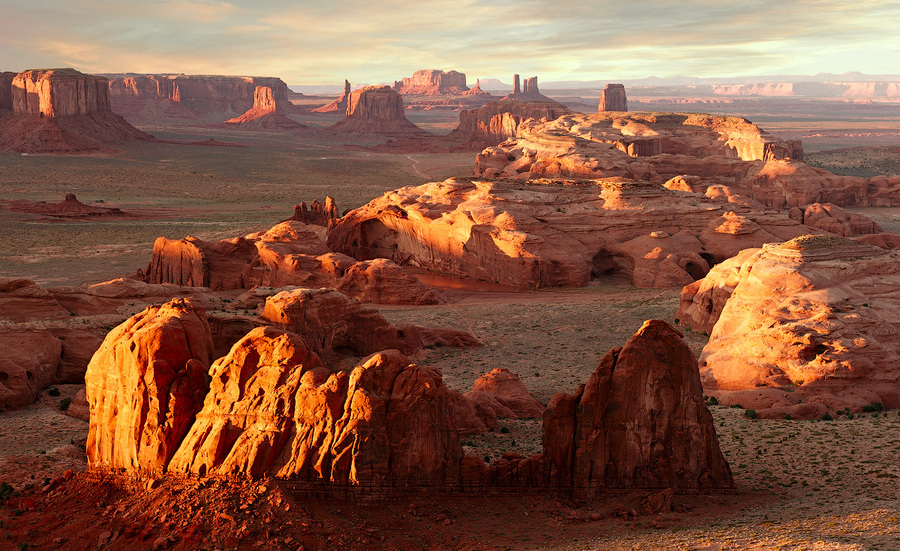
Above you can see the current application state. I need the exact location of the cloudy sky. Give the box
[1,0,898,85]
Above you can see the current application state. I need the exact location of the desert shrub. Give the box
[499,426,510,434]
[705,396,719,406]
[45,387,60,397]
[862,402,884,413]
[822,413,833,421]
[744,409,757,419]
[785,414,792,420]
[0,482,13,501]
[58,398,71,411]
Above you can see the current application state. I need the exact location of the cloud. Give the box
[0,0,898,83]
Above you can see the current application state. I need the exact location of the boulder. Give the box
[686,235,900,418]
[468,368,543,418]
[85,299,214,473]
[0,332,62,408]
[541,320,733,494]
[598,84,628,112]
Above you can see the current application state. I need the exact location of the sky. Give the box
[1,0,899,86]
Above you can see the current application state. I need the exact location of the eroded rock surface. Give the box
[681,235,900,418]
[598,84,628,112]
[394,70,469,95]
[327,86,428,138]
[225,85,304,129]
[449,100,574,149]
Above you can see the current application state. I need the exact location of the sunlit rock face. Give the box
[679,235,900,418]
[598,83,628,112]
[448,100,574,148]
[470,111,900,209]
[225,85,305,129]
[0,68,152,153]
[393,69,469,95]
[326,85,428,137]
[312,79,351,113]
[326,177,819,289]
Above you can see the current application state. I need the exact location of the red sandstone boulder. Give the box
[684,235,900,418]
[468,368,543,418]
[326,85,428,138]
[598,84,627,112]
[0,68,152,153]
[0,332,62,408]
[85,299,214,473]
[335,258,446,305]
[542,320,733,494]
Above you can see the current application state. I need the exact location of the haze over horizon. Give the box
[1,0,899,86]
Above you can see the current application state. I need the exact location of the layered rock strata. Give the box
[326,177,818,289]
[679,235,900,418]
[393,70,469,95]
[0,68,151,153]
[474,111,900,208]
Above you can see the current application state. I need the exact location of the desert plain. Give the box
[1,76,900,551]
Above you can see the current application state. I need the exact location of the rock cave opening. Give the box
[591,250,633,282]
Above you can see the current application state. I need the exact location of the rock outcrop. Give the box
[106,73,292,121]
[0,332,63,408]
[788,202,881,236]
[0,71,14,111]
[311,80,351,113]
[448,100,574,148]
[286,196,339,226]
[0,68,152,153]
[225,85,305,129]
[326,86,428,138]
[474,111,900,208]
[85,299,214,473]
[145,219,444,304]
[394,70,469,95]
[598,84,627,112]
[326,177,819,289]
[680,235,900,418]
[468,368,543,418]
[502,75,552,102]
[542,320,732,493]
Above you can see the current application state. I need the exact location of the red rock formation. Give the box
[326,177,818,289]
[474,111,900,208]
[462,79,489,96]
[0,332,62,408]
[0,71,16,111]
[502,75,553,102]
[311,80,351,113]
[541,320,733,493]
[326,85,428,138]
[106,73,292,121]
[85,299,214,473]
[598,83,627,112]
[224,85,305,129]
[681,235,900,418]
[393,70,469,95]
[286,196,339,226]
[0,68,152,153]
[788,202,881,236]
[448,100,574,148]
[0,278,70,322]
[145,219,443,304]
[467,368,543,418]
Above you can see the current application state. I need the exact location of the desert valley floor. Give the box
[2,95,900,550]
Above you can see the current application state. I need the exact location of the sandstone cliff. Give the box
[680,235,900,418]
[225,85,305,129]
[598,83,627,112]
[448,100,574,148]
[0,68,152,153]
[311,80,351,113]
[326,177,818,289]
[326,86,428,138]
[394,70,469,95]
[0,71,14,111]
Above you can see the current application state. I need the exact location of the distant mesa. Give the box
[0,68,152,153]
[105,73,294,122]
[326,85,429,138]
[393,69,469,95]
[225,85,306,129]
[501,74,553,102]
[310,79,351,113]
[0,193,129,219]
[598,83,628,112]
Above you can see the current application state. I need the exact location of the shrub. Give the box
[744,409,758,419]
[499,426,510,434]
[706,396,719,406]
[0,482,13,501]
[862,402,884,413]
[822,413,833,421]
[45,387,60,397]
[58,398,71,411]
[785,414,792,420]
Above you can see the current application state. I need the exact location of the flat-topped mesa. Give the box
[326,176,821,289]
[393,69,469,95]
[311,79,351,113]
[225,85,305,129]
[502,75,553,102]
[105,73,292,120]
[448,100,574,147]
[326,85,428,137]
[598,83,628,112]
[678,234,900,418]
[0,68,152,153]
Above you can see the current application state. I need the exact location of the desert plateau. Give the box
[2,3,900,550]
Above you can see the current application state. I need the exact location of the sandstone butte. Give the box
[145,219,445,304]
[224,85,305,129]
[393,69,470,95]
[474,111,900,208]
[678,234,900,419]
[502,75,554,102]
[86,299,733,495]
[0,68,152,153]
[598,83,628,112]
[326,176,837,289]
[325,85,429,138]
[105,73,292,121]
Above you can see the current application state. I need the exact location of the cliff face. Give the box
[311,79,351,113]
[394,69,469,95]
[0,71,15,111]
[449,100,573,148]
[0,68,152,153]
[106,74,292,120]
[224,85,305,129]
[598,83,628,112]
[326,85,428,137]
[12,69,110,116]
